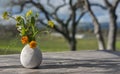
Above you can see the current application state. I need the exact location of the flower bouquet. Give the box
[3,10,54,68]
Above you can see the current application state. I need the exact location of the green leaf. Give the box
[33,31,39,38]
[21,27,26,36]
[31,16,35,25]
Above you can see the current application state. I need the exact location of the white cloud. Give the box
[97,14,110,23]
[89,0,105,6]
[0,0,11,7]
[57,5,71,20]
[0,0,13,14]
[116,3,120,22]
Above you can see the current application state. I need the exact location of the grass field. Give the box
[0,34,120,55]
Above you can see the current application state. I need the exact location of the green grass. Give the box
[0,34,120,55]
[0,37,23,54]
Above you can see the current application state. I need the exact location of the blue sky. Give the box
[0,0,120,25]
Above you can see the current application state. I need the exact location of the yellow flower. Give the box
[48,21,54,28]
[26,10,32,17]
[2,11,9,20]
[16,16,22,22]
[21,36,29,44]
[29,41,37,48]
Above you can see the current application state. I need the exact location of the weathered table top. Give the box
[0,50,120,74]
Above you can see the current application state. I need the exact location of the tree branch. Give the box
[91,3,107,10]
[30,0,50,20]
[53,3,66,15]
[113,0,120,8]
[11,0,32,13]
[76,11,87,25]
[104,0,112,8]
[47,0,55,9]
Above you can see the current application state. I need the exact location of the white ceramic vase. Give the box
[20,44,42,68]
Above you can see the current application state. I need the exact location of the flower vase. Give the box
[20,44,42,68]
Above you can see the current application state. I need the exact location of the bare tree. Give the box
[84,0,120,51]
[104,0,120,51]
[10,0,86,51]
[84,0,106,50]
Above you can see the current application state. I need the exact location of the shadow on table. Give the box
[100,50,120,56]
[40,58,120,68]
[0,65,22,69]
[39,51,120,73]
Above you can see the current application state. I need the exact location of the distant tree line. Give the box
[0,25,18,38]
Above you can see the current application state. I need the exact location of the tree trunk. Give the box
[95,29,106,50]
[107,9,117,51]
[62,31,77,51]
[70,5,77,51]
[85,0,106,50]
[90,13,106,50]
[68,38,77,51]
[71,24,77,51]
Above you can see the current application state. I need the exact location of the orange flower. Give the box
[21,36,28,44]
[29,41,37,48]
